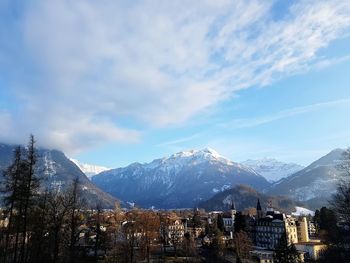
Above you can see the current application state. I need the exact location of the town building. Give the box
[307,220,317,237]
[253,199,298,249]
[222,201,236,234]
[295,242,327,261]
[165,216,186,245]
[251,199,327,262]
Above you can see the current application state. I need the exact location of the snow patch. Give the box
[212,188,219,193]
[292,206,315,216]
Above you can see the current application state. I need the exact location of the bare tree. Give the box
[46,190,71,263]
[333,148,350,229]
[338,148,350,176]
[122,220,137,262]
[94,204,103,262]
[233,231,252,263]
[67,178,84,263]
[106,202,125,261]
[138,211,160,263]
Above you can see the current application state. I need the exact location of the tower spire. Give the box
[257,198,262,211]
[256,198,263,219]
[231,200,236,211]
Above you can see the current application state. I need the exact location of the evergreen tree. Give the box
[234,212,247,233]
[211,232,225,258]
[20,135,39,263]
[1,146,24,263]
[192,208,202,228]
[273,234,301,263]
[217,214,225,233]
[28,190,50,263]
[314,209,320,233]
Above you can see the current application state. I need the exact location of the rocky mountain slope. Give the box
[0,143,116,208]
[198,185,303,214]
[242,158,304,182]
[267,149,345,209]
[92,148,270,208]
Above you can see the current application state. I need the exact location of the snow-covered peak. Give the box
[138,148,237,173]
[202,147,221,157]
[70,158,110,179]
[242,158,304,182]
[166,148,233,165]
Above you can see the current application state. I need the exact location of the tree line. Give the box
[0,136,90,263]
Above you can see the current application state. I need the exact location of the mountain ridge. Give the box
[198,184,304,213]
[267,148,345,209]
[0,143,117,208]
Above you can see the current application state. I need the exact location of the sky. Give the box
[0,0,350,167]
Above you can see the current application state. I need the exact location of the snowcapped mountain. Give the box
[0,143,116,208]
[267,149,345,209]
[70,158,110,179]
[242,158,304,182]
[92,148,270,209]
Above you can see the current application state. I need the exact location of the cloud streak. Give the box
[0,0,350,152]
[156,133,202,147]
[222,98,350,129]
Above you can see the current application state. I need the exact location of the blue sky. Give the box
[0,0,350,167]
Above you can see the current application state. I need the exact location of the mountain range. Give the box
[91,147,347,210]
[0,142,347,211]
[0,143,116,208]
[92,148,270,209]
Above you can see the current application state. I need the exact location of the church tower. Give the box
[257,198,264,219]
[230,200,236,218]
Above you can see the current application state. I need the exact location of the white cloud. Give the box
[1,0,350,152]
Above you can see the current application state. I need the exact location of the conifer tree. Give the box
[20,135,39,263]
[1,146,23,263]
[273,234,300,263]
[234,212,247,233]
[217,214,225,233]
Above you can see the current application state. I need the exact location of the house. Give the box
[250,249,274,263]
